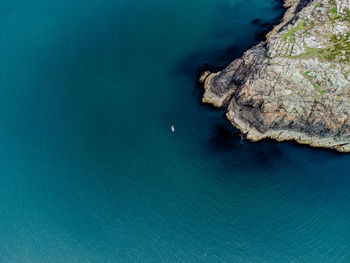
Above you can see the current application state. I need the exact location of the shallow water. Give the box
[1,0,350,262]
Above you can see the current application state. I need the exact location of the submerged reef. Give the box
[201,0,350,152]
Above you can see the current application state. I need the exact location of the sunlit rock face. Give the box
[336,0,350,13]
[201,0,350,152]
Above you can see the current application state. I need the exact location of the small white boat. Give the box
[171,125,175,132]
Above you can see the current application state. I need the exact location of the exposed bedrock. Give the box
[201,0,350,152]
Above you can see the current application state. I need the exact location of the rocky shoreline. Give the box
[200,0,350,152]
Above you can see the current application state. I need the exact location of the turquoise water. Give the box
[1,0,350,262]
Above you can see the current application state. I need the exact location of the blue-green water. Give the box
[1,0,350,262]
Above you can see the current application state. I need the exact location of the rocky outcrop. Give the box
[200,0,350,152]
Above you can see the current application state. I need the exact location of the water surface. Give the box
[1,0,350,262]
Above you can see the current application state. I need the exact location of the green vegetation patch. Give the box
[321,33,350,62]
[284,33,350,63]
[284,47,319,59]
[282,21,307,43]
[330,7,340,19]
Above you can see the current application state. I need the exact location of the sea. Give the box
[1,0,350,262]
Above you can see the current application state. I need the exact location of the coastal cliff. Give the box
[200,0,350,152]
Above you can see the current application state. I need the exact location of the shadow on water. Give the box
[207,122,242,151]
[173,0,286,101]
[174,6,285,81]
[171,43,245,111]
[214,0,285,41]
[251,0,285,41]
[205,120,347,176]
[174,44,242,81]
[206,121,290,170]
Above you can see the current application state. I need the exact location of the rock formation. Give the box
[200,0,350,152]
